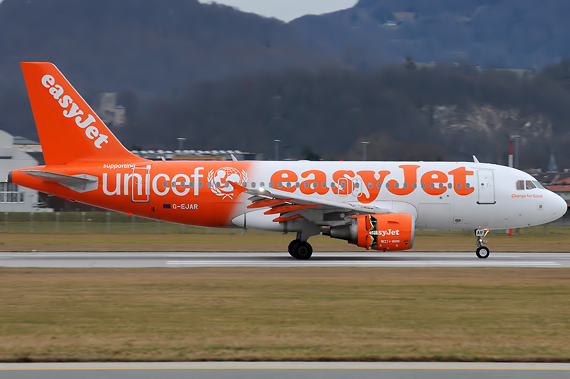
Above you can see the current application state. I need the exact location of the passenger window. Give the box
[368,183,373,189]
[526,180,536,190]
[377,183,382,189]
[251,182,256,188]
[516,180,525,190]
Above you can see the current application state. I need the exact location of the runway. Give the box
[1,251,569,268]
[1,362,570,379]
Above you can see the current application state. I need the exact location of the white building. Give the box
[0,130,48,212]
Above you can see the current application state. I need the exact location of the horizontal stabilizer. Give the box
[21,170,98,193]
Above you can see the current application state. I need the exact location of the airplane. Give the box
[8,62,568,260]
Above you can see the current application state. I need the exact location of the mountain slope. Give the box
[0,0,334,92]
[292,0,570,68]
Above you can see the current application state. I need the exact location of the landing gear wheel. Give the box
[292,241,313,260]
[288,239,301,257]
[474,229,490,259]
[476,246,490,259]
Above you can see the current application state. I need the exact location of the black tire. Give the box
[288,239,301,257]
[476,246,490,259]
[292,241,313,260]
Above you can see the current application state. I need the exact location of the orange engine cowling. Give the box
[324,213,414,251]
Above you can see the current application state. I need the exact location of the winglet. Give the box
[473,155,480,163]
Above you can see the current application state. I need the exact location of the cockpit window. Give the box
[532,180,545,189]
[516,180,525,190]
[525,180,536,190]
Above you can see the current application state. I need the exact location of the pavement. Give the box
[1,362,570,379]
[1,251,570,268]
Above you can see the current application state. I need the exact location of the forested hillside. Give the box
[2,0,570,93]
[0,0,330,92]
[117,61,570,169]
[294,0,570,69]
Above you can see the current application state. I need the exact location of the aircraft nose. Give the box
[550,192,568,221]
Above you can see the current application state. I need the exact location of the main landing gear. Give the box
[288,239,313,260]
[475,228,490,259]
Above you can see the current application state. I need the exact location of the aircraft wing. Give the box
[229,181,393,224]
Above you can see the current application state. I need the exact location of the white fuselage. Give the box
[234,161,567,232]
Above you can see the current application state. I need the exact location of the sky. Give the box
[199,0,358,22]
[0,0,358,22]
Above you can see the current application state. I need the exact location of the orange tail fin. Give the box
[21,62,142,165]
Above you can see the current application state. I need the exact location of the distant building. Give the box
[99,93,126,128]
[0,130,51,212]
[12,135,42,152]
[114,105,126,127]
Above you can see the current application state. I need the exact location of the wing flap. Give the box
[228,180,394,224]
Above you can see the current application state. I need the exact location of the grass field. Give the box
[0,227,569,252]
[1,268,570,362]
[0,212,568,252]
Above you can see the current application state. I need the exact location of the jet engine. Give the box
[323,213,414,251]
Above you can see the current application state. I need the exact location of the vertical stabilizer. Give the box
[21,62,142,165]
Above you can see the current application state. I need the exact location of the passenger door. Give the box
[477,170,495,204]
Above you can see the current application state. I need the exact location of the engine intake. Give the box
[323,213,414,251]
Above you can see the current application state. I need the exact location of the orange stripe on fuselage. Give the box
[12,161,254,228]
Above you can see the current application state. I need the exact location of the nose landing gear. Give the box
[475,229,490,259]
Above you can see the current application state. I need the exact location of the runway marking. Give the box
[2,366,570,371]
[166,260,560,267]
